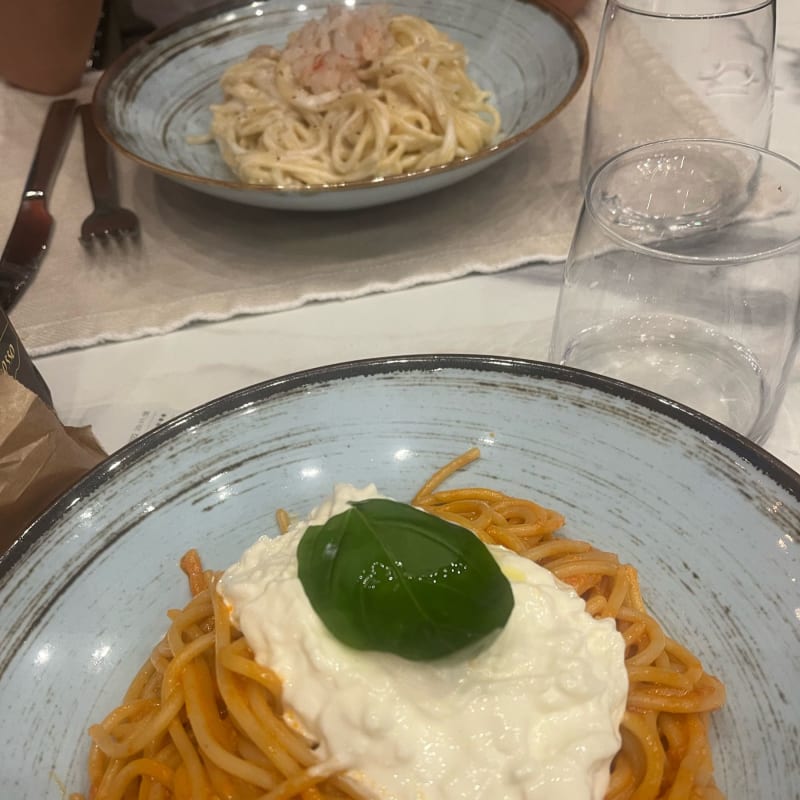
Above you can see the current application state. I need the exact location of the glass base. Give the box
[560,315,770,439]
[590,145,751,241]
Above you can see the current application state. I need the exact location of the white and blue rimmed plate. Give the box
[1,355,798,796]
[92,0,588,211]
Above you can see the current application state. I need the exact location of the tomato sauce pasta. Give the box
[73,449,725,800]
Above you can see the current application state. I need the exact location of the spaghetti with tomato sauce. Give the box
[72,448,726,800]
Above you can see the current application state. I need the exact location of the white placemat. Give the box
[4,88,590,355]
[0,8,607,357]
[3,3,708,357]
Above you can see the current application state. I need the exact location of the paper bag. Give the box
[0,372,107,551]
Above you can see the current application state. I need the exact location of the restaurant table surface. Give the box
[23,1,800,476]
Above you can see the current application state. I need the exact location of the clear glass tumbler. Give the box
[580,0,776,190]
[549,138,800,444]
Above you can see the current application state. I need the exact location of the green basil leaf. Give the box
[297,498,514,660]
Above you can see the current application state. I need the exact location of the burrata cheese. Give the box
[219,484,628,800]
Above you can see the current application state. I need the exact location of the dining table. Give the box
[4,0,800,484]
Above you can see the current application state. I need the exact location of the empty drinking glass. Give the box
[580,0,776,190]
[549,138,800,444]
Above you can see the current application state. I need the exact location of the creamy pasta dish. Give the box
[206,5,502,187]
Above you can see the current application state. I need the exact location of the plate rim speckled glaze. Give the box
[91,0,589,210]
[4,353,800,574]
[2,354,799,799]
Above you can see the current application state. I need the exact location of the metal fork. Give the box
[78,104,140,244]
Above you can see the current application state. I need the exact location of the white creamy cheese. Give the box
[219,484,628,800]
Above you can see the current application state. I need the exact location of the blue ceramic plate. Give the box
[1,355,798,797]
[92,0,587,211]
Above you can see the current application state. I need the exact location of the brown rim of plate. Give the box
[91,0,590,195]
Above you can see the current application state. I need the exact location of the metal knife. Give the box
[0,98,77,312]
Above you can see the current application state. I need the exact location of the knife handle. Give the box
[25,98,78,201]
[79,104,117,210]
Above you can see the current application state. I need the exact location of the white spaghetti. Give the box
[207,5,502,187]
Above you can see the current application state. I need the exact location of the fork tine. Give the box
[78,104,140,246]
[80,208,141,245]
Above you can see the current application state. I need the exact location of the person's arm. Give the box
[0,0,103,95]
